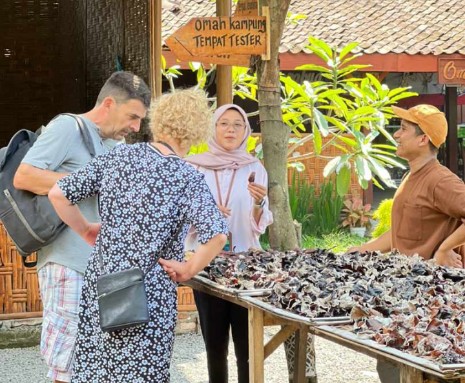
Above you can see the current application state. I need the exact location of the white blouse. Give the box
[185,162,273,252]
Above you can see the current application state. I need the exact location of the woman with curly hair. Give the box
[49,89,228,383]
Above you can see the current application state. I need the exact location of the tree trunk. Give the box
[257,0,296,250]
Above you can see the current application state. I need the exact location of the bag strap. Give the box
[61,113,96,157]
[45,113,96,157]
[22,255,37,268]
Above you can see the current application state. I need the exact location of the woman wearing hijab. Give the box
[185,104,273,383]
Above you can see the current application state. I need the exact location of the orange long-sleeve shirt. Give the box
[391,159,465,263]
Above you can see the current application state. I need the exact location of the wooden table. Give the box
[185,277,309,383]
[185,277,465,383]
[311,325,465,383]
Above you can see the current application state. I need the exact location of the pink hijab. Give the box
[186,104,259,170]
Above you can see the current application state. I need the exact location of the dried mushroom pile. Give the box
[351,268,465,364]
[204,249,465,364]
[204,249,289,290]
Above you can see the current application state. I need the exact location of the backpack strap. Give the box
[43,113,97,158]
[60,113,96,158]
[22,255,37,268]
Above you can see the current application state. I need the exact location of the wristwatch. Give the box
[254,198,266,208]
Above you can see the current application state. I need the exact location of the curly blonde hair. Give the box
[149,88,213,149]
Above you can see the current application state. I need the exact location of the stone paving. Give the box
[0,327,380,383]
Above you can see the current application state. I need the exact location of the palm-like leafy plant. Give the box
[287,37,417,195]
[161,36,416,196]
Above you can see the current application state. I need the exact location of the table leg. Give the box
[264,325,294,359]
[293,326,308,383]
[400,365,423,383]
[249,306,264,383]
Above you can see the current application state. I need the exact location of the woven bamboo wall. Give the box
[85,0,151,143]
[177,287,196,312]
[0,0,86,148]
[0,0,86,318]
[86,0,124,106]
[123,0,150,83]
[0,224,41,315]
[85,0,150,100]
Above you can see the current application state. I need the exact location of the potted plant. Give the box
[341,197,373,237]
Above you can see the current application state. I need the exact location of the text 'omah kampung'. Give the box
[194,18,266,33]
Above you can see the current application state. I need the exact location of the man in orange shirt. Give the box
[350,104,465,383]
[352,104,465,266]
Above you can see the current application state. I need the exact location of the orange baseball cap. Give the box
[391,104,448,148]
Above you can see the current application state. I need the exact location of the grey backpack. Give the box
[0,114,95,267]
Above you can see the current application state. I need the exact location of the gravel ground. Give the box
[0,327,380,383]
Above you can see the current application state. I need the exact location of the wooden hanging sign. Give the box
[438,58,465,85]
[166,16,267,57]
[166,34,251,67]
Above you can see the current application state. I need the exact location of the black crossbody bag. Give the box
[96,222,184,333]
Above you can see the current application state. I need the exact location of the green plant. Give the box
[341,197,372,228]
[371,198,393,238]
[307,181,343,235]
[302,231,367,253]
[288,175,343,236]
[261,230,367,252]
[162,38,414,196]
[284,37,416,195]
[288,172,314,231]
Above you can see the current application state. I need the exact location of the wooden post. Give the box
[149,0,162,98]
[216,0,232,106]
[261,5,270,61]
[363,181,373,207]
[249,306,265,383]
[445,86,458,175]
[399,365,423,383]
[293,326,308,383]
[264,324,295,359]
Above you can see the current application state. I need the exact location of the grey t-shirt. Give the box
[21,114,118,273]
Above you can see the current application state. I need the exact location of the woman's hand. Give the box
[82,223,101,246]
[247,182,267,206]
[159,258,193,283]
[159,233,227,283]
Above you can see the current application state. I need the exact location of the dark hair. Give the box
[412,122,438,153]
[96,71,151,108]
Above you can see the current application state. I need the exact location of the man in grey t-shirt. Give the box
[13,71,150,383]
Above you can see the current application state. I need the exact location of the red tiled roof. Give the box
[397,94,465,108]
[162,0,465,56]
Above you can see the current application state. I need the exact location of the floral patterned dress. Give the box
[57,143,228,383]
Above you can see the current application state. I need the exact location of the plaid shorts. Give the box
[38,263,83,383]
